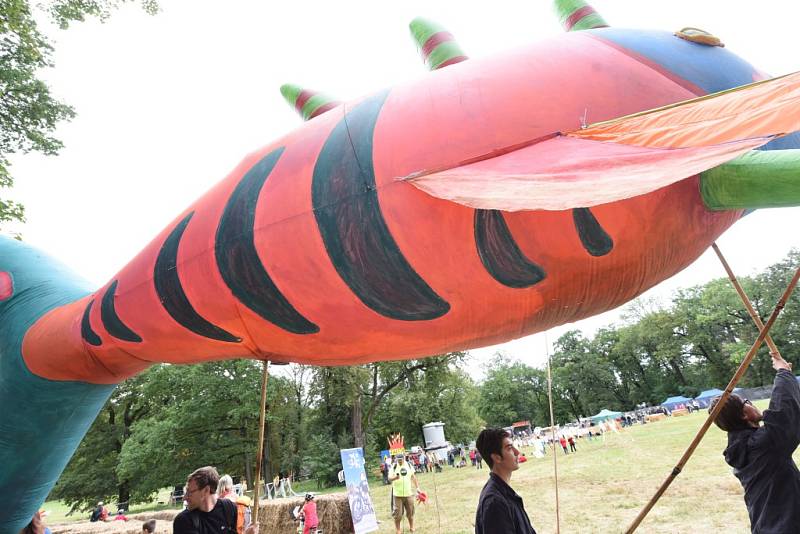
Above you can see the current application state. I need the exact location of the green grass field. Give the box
[368,405,772,533]
[45,401,783,533]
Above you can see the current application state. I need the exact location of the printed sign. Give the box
[340,447,379,534]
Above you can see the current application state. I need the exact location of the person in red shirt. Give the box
[301,493,319,534]
[558,436,568,455]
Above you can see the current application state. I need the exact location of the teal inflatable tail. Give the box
[0,236,116,532]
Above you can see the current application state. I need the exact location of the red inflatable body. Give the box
[20,30,783,383]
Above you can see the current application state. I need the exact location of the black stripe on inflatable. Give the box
[155,212,241,343]
[573,207,613,257]
[312,91,450,321]
[81,300,102,346]
[100,280,142,342]
[215,148,320,334]
[474,209,546,288]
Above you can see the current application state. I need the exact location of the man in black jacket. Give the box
[710,356,800,533]
[474,428,536,534]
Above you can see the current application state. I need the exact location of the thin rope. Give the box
[625,263,800,533]
[545,332,561,534]
[252,360,271,526]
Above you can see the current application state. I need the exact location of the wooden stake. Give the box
[625,264,800,533]
[712,243,782,358]
[252,360,271,526]
[545,335,561,534]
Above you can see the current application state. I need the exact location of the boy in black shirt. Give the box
[474,428,536,534]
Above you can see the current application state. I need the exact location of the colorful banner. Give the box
[340,448,379,534]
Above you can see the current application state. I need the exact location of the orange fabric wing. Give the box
[572,71,800,148]
[407,71,800,211]
[407,136,768,211]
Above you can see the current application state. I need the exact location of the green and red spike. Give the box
[280,84,341,121]
[554,0,608,32]
[409,17,468,70]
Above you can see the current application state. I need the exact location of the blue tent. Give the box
[695,388,724,408]
[661,395,692,410]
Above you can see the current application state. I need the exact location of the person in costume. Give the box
[388,454,420,534]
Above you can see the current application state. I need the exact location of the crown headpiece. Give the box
[388,433,405,455]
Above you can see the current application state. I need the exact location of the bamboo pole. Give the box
[545,335,561,534]
[712,243,782,358]
[625,264,800,533]
[252,360,271,526]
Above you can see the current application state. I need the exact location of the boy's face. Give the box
[184,479,210,511]
[492,437,520,472]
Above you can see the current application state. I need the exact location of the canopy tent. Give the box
[511,420,532,435]
[590,409,622,422]
[695,388,724,408]
[661,395,692,410]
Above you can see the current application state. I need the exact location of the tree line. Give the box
[51,250,799,511]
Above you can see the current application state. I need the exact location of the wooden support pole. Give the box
[625,264,800,533]
[545,337,561,534]
[712,242,782,358]
[252,360,271,526]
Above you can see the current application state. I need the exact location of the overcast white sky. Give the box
[6,0,800,372]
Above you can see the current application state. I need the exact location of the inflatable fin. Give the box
[409,17,468,70]
[280,84,341,121]
[553,0,608,32]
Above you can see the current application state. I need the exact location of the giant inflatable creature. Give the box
[2,1,800,529]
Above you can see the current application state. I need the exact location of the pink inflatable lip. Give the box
[0,271,13,301]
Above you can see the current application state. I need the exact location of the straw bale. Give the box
[49,510,178,534]
[257,492,354,534]
[49,495,355,534]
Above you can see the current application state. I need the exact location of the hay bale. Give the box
[50,497,354,534]
[49,510,178,534]
[258,492,354,534]
[128,510,181,522]
[49,518,171,534]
